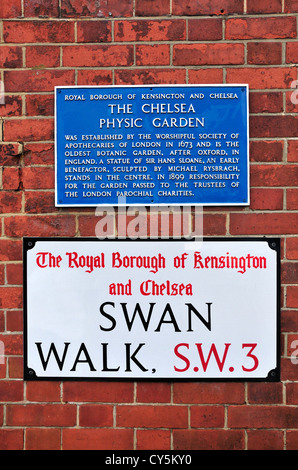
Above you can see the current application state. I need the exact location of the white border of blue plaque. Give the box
[55,85,249,207]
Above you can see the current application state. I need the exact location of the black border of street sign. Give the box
[23,237,280,382]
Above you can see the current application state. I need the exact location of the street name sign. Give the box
[24,238,279,381]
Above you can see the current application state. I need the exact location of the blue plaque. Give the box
[55,85,249,206]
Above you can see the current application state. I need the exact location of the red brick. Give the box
[26,382,61,402]
[4,215,76,237]
[7,404,77,427]
[287,286,298,308]
[286,383,298,405]
[227,67,296,89]
[0,240,22,261]
[136,44,170,66]
[117,405,188,428]
[0,266,4,285]
[0,46,22,68]
[25,191,56,214]
[6,310,22,332]
[115,20,186,42]
[0,287,22,309]
[247,43,282,65]
[0,311,4,331]
[77,69,113,85]
[0,96,22,118]
[230,213,298,235]
[287,334,298,356]
[2,167,21,191]
[288,141,298,162]
[63,429,134,450]
[1,168,21,191]
[137,430,171,450]
[247,383,283,404]
[247,0,282,12]
[0,144,22,163]
[26,95,54,117]
[249,140,284,162]
[3,21,75,43]
[0,0,22,18]
[286,43,298,63]
[250,115,298,138]
[26,428,60,450]
[0,430,23,450]
[79,214,115,237]
[0,381,24,402]
[137,382,171,403]
[281,357,298,381]
[23,143,54,165]
[226,17,296,39]
[287,238,298,259]
[6,264,23,285]
[0,334,22,355]
[173,429,245,450]
[229,405,298,428]
[115,69,186,85]
[249,92,283,113]
[136,0,170,16]
[191,405,225,428]
[63,45,133,67]
[250,188,283,210]
[174,382,245,404]
[285,0,298,12]
[250,164,298,187]
[63,381,134,403]
[188,18,222,40]
[8,357,23,378]
[22,167,54,189]
[26,46,60,68]
[173,43,244,66]
[24,0,59,17]
[4,119,53,142]
[286,89,298,113]
[247,430,284,450]
[0,192,22,214]
[282,310,298,333]
[189,68,223,84]
[4,70,75,93]
[61,0,133,17]
[77,21,112,42]
[287,430,298,450]
[287,189,298,210]
[172,0,243,15]
[79,405,113,427]
[203,214,227,235]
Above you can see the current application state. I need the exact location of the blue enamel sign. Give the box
[55,85,249,207]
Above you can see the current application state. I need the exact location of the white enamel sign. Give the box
[24,238,280,381]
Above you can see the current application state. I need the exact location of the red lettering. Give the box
[36,252,62,268]
[36,252,48,268]
[174,343,190,372]
[195,343,231,372]
[242,343,259,372]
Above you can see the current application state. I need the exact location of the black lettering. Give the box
[35,342,70,371]
[70,343,96,371]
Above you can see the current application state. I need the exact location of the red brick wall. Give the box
[0,0,298,450]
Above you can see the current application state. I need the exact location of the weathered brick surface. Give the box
[0,0,297,451]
